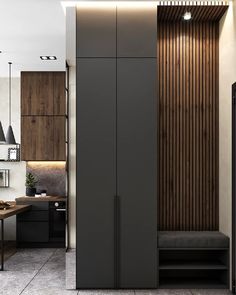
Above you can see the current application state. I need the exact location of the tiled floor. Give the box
[0,249,232,295]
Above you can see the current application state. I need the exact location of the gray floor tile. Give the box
[191,290,231,295]
[0,270,37,295]
[78,291,135,295]
[27,269,66,288]
[21,287,78,295]
[4,248,56,271]
[66,249,76,290]
[48,249,66,263]
[135,290,192,295]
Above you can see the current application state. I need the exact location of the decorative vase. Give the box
[26,187,36,196]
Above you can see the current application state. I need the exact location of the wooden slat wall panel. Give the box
[158,6,228,22]
[158,21,219,231]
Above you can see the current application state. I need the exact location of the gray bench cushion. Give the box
[158,231,229,249]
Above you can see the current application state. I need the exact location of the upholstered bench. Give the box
[158,231,229,249]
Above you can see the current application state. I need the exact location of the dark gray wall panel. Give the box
[117,58,157,288]
[76,6,116,57]
[76,58,116,288]
[117,6,157,57]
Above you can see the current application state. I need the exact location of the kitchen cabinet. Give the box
[16,199,65,248]
[21,72,66,116]
[17,222,49,243]
[17,201,49,245]
[21,71,66,161]
[21,116,66,161]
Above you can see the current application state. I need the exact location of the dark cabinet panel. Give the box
[17,222,49,242]
[117,6,157,57]
[76,58,116,288]
[21,116,66,161]
[17,211,49,221]
[117,58,157,288]
[76,6,116,57]
[16,201,49,211]
[21,72,66,116]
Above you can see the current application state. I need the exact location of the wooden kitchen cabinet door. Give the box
[53,72,66,115]
[53,116,66,160]
[21,72,66,116]
[21,116,66,161]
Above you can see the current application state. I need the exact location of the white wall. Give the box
[68,66,76,248]
[0,78,26,240]
[66,7,76,249]
[219,0,236,288]
[219,0,236,241]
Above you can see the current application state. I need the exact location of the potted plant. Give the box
[25,172,38,196]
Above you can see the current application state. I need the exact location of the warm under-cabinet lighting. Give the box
[27,161,66,169]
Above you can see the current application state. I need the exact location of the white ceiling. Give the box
[0,0,67,77]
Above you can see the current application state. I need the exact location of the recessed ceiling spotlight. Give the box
[40,56,57,60]
[183,11,192,21]
[49,56,57,60]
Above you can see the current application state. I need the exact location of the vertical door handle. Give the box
[114,195,120,288]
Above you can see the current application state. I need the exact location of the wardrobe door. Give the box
[117,6,157,57]
[76,6,116,57]
[76,58,116,288]
[117,58,157,288]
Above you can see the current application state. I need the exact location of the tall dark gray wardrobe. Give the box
[76,5,157,289]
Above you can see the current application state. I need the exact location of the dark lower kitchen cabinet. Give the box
[21,116,66,161]
[16,201,65,248]
[17,222,49,243]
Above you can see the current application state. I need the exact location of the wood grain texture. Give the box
[21,116,66,161]
[158,5,228,22]
[21,72,66,116]
[157,21,219,231]
[53,72,66,115]
[0,204,31,220]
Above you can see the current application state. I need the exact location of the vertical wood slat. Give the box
[158,21,219,231]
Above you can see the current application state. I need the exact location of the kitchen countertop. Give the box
[0,202,31,219]
[15,196,67,202]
